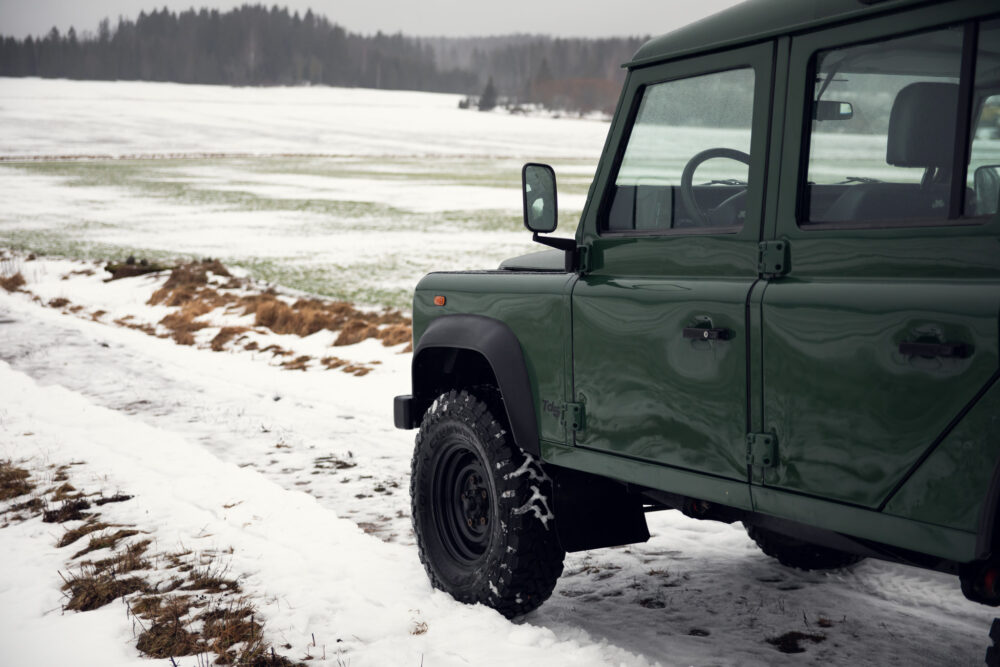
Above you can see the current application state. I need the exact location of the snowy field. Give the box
[0,78,604,309]
[0,77,998,667]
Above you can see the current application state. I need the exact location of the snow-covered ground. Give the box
[1,78,998,666]
[2,255,996,667]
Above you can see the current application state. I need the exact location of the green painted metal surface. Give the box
[884,376,1000,532]
[628,0,985,69]
[573,272,754,480]
[751,486,979,561]
[759,279,1000,508]
[414,271,577,445]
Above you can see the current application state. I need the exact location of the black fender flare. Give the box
[412,314,541,457]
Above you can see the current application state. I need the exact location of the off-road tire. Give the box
[411,389,565,618]
[745,524,864,571]
[985,618,1000,666]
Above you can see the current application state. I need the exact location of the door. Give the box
[571,44,773,482]
[758,16,1000,511]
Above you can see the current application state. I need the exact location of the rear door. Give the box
[756,12,1000,518]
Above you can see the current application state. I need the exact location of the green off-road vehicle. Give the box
[395,0,1000,641]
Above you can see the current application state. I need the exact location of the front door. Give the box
[572,44,773,482]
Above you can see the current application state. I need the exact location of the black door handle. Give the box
[683,327,732,341]
[899,341,971,358]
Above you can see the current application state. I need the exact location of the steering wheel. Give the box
[679,148,751,227]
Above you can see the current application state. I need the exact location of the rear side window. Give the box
[968,20,1000,218]
[804,26,963,225]
[606,67,755,233]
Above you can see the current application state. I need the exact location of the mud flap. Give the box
[549,465,650,552]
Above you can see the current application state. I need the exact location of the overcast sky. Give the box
[0,0,745,39]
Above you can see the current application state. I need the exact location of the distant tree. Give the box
[0,7,643,112]
[479,76,497,111]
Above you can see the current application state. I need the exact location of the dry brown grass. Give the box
[44,257,413,378]
[64,268,95,279]
[104,258,172,281]
[50,482,81,501]
[0,272,26,292]
[377,323,412,347]
[0,457,298,666]
[0,460,33,500]
[94,492,133,506]
[43,498,91,523]
[48,297,71,308]
[239,292,411,348]
[7,496,44,515]
[147,259,231,303]
[57,520,113,548]
[115,317,158,336]
[131,594,297,666]
[134,596,202,657]
[333,319,379,346]
[147,261,238,347]
[52,464,71,482]
[181,563,241,594]
[158,300,214,345]
[281,355,312,371]
[241,295,350,336]
[211,326,249,351]
[200,600,264,663]
[92,539,151,575]
[61,567,149,612]
[73,528,141,558]
[320,356,347,370]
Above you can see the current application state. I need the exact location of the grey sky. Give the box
[0,0,744,39]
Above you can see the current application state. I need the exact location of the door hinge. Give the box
[758,240,790,279]
[563,402,585,431]
[746,432,778,468]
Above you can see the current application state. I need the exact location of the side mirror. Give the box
[973,164,1000,216]
[522,163,558,233]
[814,100,854,121]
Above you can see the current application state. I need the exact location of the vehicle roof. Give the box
[628,0,939,68]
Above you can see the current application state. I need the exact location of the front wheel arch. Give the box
[411,315,541,457]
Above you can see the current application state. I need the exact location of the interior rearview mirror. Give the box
[814,100,854,121]
[522,163,558,233]
[974,164,1000,216]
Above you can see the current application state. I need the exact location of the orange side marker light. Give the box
[433,295,446,306]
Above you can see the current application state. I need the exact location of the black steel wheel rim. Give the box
[432,435,492,564]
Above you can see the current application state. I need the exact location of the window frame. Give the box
[792,14,999,231]
[595,42,773,240]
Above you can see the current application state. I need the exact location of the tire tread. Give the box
[411,389,565,618]
[746,524,863,571]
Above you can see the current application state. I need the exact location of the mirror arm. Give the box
[532,232,575,251]
[532,233,578,272]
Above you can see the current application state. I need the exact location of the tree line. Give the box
[0,5,645,113]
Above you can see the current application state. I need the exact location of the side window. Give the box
[605,67,755,233]
[969,20,1000,218]
[804,27,963,225]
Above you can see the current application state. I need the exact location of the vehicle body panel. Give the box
[400,0,1000,585]
[413,271,577,446]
